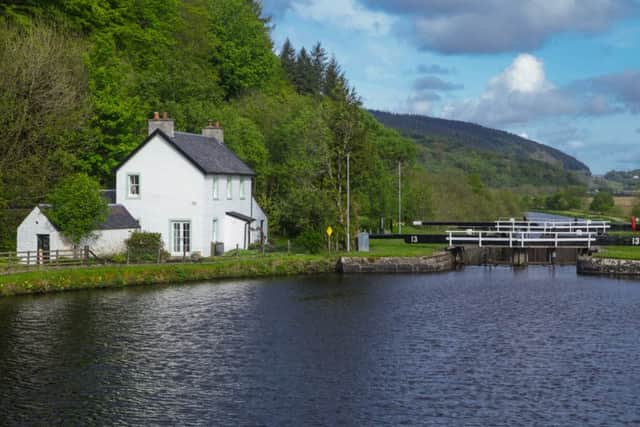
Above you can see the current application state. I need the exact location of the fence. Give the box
[0,247,101,273]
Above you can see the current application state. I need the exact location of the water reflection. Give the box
[1,267,640,425]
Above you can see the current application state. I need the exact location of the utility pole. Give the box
[346,152,351,252]
[398,161,402,234]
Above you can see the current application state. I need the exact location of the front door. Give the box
[171,221,191,256]
[37,234,50,264]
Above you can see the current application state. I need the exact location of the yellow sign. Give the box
[326,226,333,237]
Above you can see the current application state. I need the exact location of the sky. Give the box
[261,0,640,174]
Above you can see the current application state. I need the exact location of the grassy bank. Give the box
[0,240,448,297]
[0,255,336,297]
[593,246,640,261]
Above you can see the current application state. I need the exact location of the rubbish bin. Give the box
[357,232,370,252]
[214,242,224,256]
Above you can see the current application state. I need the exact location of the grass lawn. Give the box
[367,239,446,257]
[594,246,640,260]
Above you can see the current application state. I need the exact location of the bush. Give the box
[125,232,169,263]
[46,174,109,245]
[590,191,614,213]
[295,230,325,254]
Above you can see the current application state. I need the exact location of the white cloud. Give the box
[442,53,576,126]
[490,53,549,93]
[402,93,436,115]
[291,0,394,36]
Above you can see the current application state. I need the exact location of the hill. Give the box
[370,110,590,188]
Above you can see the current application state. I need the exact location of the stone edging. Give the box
[577,256,640,277]
[337,252,455,273]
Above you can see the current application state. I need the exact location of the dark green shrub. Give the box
[295,230,324,254]
[125,232,168,263]
[590,191,614,213]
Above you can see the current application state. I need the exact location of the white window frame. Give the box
[170,220,191,255]
[226,176,232,200]
[213,176,219,200]
[127,174,140,199]
[240,178,246,200]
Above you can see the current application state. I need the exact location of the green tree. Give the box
[0,19,89,206]
[279,38,296,80]
[310,42,327,95]
[208,0,278,98]
[590,191,614,213]
[46,174,109,245]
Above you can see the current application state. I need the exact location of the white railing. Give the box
[447,230,597,248]
[495,219,609,235]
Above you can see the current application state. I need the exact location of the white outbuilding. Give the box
[16,204,140,257]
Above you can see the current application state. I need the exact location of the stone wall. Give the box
[577,256,640,277]
[337,252,455,274]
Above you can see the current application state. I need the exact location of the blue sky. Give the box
[262,0,640,174]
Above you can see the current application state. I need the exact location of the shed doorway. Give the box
[37,234,50,264]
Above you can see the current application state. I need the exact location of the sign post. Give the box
[326,226,333,252]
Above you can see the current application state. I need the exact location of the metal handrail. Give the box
[494,220,609,234]
[447,229,597,248]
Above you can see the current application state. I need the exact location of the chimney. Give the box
[202,120,224,143]
[148,111,175,137]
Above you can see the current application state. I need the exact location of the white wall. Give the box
[83,229,136,255]
[202,175,253,255]
[251,197,268,244]
[17,207,137,257]
[16,207,72,253]
[116,133,265,256]
[116,134,205,256]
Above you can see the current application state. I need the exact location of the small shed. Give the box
[17,204,140,256]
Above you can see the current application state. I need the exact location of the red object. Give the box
[632,216,637,232]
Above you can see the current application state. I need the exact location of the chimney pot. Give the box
[202,120,224,142]
[148,111,175,137]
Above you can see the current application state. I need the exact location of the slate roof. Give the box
[101,204,140,230]
[39,203,139,231]
[170,131,255,176]
[115,128,256,176]
[101,189,116,204]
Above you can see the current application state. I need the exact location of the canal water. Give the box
[1,267,640,426]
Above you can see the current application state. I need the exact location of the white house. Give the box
[17,113,268,257]
[115,113,267,257]
[17,204,140,256]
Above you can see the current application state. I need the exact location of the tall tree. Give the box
[208,0,278,98]
[279,38,296,80]
[310,42,327,95]
[0,20,89,207]
[294,47,315,95]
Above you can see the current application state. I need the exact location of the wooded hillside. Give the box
[0,1,583,250]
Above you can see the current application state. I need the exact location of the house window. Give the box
[171,221,191,255]
[226,176,232,199]
[128,174,140,198]
[212,218,218,242]
[213,177,219,200]
[240,178,246,200]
